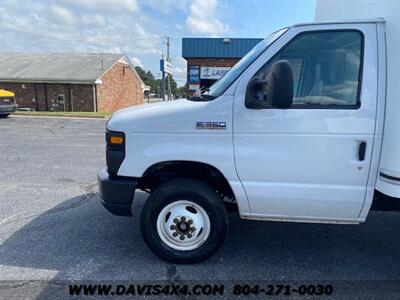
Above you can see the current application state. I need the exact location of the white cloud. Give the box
[107,46,122,53]
[186,0,229,36]
[31,12,43,22]
[173,56,187,78]
[174,66,185,74]
[143,0,188,15]
[143,48,163,55]
[69,0,139,12]
[50,5,75,26]
[81,14,106,27]
[130,56,144,68]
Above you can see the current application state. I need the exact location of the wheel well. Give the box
[138,161,235,201]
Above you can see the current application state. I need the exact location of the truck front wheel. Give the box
[140,178,228,264]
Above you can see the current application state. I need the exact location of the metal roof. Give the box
[182,38,263,59]
[0,53,141,84]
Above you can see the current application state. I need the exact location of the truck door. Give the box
[233,23,379,222]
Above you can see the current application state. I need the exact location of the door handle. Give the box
[358,141,366,161]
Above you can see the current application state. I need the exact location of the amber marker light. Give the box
[110,136,124,145]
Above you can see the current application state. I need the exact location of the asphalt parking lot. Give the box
[1,116,400,299]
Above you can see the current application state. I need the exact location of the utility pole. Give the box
[164,36,172,100]
[160,36,173,101]
[161,54,165,101]
[166,36,170,61]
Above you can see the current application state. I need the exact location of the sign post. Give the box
[160,58,173,100]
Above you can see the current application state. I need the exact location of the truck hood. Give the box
[107,98,232,133]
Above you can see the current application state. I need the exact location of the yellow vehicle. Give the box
[0,89,17,117]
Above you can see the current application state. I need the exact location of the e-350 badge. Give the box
[196,121,227,129]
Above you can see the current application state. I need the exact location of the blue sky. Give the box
[0,0,316,86]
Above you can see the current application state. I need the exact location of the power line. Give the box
[2,33,165,43]
[2,32,186,42]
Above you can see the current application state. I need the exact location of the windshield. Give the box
[204,28,288,98]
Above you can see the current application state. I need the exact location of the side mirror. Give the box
[245,77,268,109]
[266,60,294,108]
[246,60,294,109]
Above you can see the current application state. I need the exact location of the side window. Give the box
[253,30,363,108]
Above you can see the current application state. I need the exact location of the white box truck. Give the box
[98,0,399,263]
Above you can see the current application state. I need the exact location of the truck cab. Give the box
[98,19,399,263]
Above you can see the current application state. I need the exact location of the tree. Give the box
[176,86,186,98]
[135,66,183,98]
[135,66,157,93]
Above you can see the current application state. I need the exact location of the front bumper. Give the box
[97,167,138,216]
[0,103,17,114]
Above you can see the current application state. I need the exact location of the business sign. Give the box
[188,65,200,84]
[160,59,173,75]
[200,67,230,80]
[189,84,200,91]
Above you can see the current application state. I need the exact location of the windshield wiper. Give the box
[188,95,215,101]
[201,93,216,100]
[200,86,210,93]
[188,87,217,101]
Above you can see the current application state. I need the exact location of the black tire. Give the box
[140,178,228,264]
[0,114,9,118]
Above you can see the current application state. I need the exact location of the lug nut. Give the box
[173,232,178,237]
[181,216,186,221]
[180,235,185,240]
[173,218,179,224]
[188,220,193,225]
[187,234,192,238]
[191,227,196,232]
[170,225,175,230]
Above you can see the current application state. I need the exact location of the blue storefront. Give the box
[182,37,262,93]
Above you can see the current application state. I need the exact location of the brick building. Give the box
[0,53,147,112]
[182,38,262,94]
